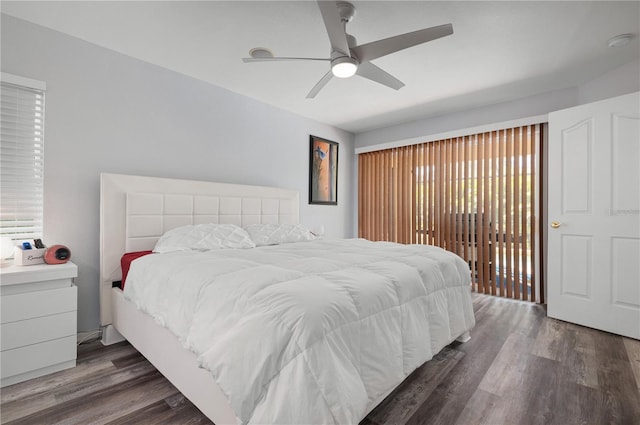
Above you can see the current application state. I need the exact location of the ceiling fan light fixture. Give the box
[249,47,274,58]
[331,56,358,78]
[244,1,453,97]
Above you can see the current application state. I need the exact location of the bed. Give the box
[99,173,475,425]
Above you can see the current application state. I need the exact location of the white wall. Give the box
[354,88,578,149]
[1,14,355,332]
[355,59,640,150]
[578,59,640,104]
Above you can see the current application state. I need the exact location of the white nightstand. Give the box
[0,261,78,387]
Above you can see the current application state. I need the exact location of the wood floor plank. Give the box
[623,337,640,390]
[104,393,213,425]
[1,354,157,422]
[533,317,601,390]
[405,298,525,425]
[549,381,603,425]
[499,354,562,425]
[454,388,503,425]
[4,370,179,425]
[531,317,567,361]
[591,331,640,423]
[565,324,599,389]
[365,347,464,425]
[477,329,534,397]
[0,342,138,404]
[2,294,638,425]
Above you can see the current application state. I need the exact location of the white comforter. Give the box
[124,238,475,425]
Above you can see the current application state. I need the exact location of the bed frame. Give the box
[100,173,301,424]
[99,172,470,424]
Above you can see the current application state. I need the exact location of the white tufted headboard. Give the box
[100,173,299,325]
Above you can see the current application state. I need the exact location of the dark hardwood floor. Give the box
[2,294,639,425]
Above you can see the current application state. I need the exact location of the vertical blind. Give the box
[358,124,542,302]
[0,80,46,240]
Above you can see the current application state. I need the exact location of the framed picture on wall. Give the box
[309,135,338,205]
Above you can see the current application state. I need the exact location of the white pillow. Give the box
[244,223,317,247]
[153,223,255,253]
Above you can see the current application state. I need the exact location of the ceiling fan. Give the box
[242,1,453,98]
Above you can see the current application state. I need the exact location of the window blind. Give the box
[1,79,45,240]
[358,124,542,302]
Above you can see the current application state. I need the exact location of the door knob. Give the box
[551,221,561,229]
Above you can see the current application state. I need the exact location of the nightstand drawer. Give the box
[1,285,77,324]
[0,335,76,380]
[1,311,77,351]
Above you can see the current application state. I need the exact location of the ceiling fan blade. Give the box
[242,57,330,63]
[306,70,334,99]
[356,62,405,90]
[351,23,453,63]
[317,1,350,56]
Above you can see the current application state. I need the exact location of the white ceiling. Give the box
[2,1,639,133]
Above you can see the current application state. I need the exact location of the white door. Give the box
[547,91,640,340]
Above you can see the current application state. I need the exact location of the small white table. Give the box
[0,261,78,387]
